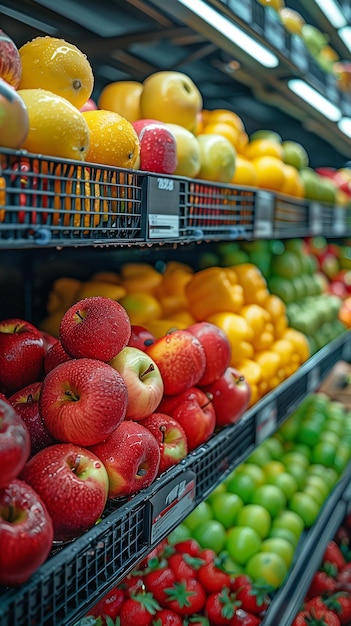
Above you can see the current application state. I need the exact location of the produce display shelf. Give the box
[1,149,350,250]
[1,331,350,626]
[262,459,351,626]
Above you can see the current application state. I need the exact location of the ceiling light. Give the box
[176,0,279,68]
[317,0,347,28]
[338,117,351,138]
[288,79,342,122]
[339,26,351,52]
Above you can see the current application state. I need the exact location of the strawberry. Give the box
[197,558,233,594]
[292,607,341,626]
[143,565,177,607]
[173,538,201,557]
[88,587,125,623]
[164,579,206,616]
[205,587,240,625]
[235,583,271,615]
[151,608,183,625]
[307,566,338,599]
[229,608,262,626]
[168,552,204,581]
[119,591,161,626]
[328,593,351,625]
[323,542,346,573]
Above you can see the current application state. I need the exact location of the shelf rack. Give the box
[1,331,350,626]
[1,149,350,250]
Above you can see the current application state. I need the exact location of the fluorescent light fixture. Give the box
[288,79,342,122]
[317,0,347,28]
[339,26,351,52]
[338,117,351,138]
[176,0,279,68]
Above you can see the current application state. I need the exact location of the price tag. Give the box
[255,400,277,444]
[228,0,252,22]
[309,202,323,234]
[307,366,320,392]
[333,206,346,235]
[149,471,196,544]
[264,9,286,52]
[290,35,308,73]
[254,191,274,238]
[147,177,180,239]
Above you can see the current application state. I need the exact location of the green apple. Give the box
[166,123,201,178]
[282,141,309,170]
[196,133,236,183]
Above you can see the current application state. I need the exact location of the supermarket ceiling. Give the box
[2,0,351,168]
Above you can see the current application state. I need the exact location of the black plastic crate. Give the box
[0,150,145,248]
[185,180,256,241]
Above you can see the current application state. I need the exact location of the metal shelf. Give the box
[1,331,350,626]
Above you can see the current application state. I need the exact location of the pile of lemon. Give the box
[14,36,140,167]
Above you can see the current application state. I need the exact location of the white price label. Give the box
[333,207,346,235]
[309,202,323,234]
[148,214,179,239]
[256,401,277,444]
[254,191,274,238]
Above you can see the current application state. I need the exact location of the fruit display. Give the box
[1,3,351,624]
[0,294,253,585]
[291,526,351,625]
[75,389,351,626]
[210,238,347,355]
[39,257,312,408]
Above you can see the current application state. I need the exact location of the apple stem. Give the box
[75,310,84,321]
[202,392,213,409]
[71,455,81,473]
[140,363,154,378]
[160,424,167,443]
[65,389,79,402]
[27,394,34,404]
[233,374,245,385]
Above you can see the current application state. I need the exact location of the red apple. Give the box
[21,443,109,542]
[39,358,128,446]
[0,318,45,395]
[145,329,206,396]
[0,78,29,149]
[0,30,22,88]
[158,387,216,451]
[80,97,98,112]
[128,324,156,351]
[186,321,231,386]
[59,296,131,362]
[0,396,30,487]
[132,118,178,174]
[333,269,351,295]
[40,331,58,353]
[200,367,251,428]
[109,346,164,421]
[0,478,54,586]
[43,339,72,375]
[140,412,188,475]
[9,382,55,456]
[89,420,160,498]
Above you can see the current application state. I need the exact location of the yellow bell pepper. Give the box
[207,312,254,366]
[233,263,270,305]
[185,267,244,320]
